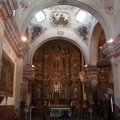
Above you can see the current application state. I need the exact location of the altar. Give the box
[50,107,71,117]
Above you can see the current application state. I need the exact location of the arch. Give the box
[20,0,111,41]
[90,23,103,65]
[30,37,88,65]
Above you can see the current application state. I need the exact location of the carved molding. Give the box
[0,1,13,17]
[110,56,120,67]
[0,9,6,25]
[11,0,18,10]
[4,31,23,58]
[85,65,98,81]
[0,1,27,58]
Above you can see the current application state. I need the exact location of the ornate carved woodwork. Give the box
[0,105,15,120]
[79,69,87,101]
[32,40,83,108]
[86,65,98,81]
[97,56,111,67]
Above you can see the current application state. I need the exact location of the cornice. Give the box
[0,8,6,25]
[0,0,18,16]
[4,30,23,58]
[102,33,120,60]
[0,0,28,58]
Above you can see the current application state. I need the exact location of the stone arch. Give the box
[20,0,111,41]
[30,37,88,65]
[90,23,103,65]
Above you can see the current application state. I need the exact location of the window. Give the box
[35,11,45,22]
[76,10,86,22]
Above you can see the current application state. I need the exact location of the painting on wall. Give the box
[0,51,14,97]
[50,11,71,27]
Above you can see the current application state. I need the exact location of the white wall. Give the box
[0,40,23,108]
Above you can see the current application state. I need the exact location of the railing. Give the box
[0,105,15,120]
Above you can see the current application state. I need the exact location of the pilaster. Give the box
[23,64,35,82]
[110,56,120,106]
[81,65,99,105]
[101,33,120,106]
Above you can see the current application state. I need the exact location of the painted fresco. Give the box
[0,51,14,97]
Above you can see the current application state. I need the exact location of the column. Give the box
[43,54,49,79]
[65,54,70,79]
[85,65,98,90]
[23,64,35,107]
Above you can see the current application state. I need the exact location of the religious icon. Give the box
[54,83,59,93]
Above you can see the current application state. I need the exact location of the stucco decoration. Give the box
[75,25,90,45]
[57,30,64,35]
[50,11,71,27]
[101,0,114,15]
[30,25,47,43]
[20,0,33,8]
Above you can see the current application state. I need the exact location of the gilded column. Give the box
[43,54,49,79]
[65,54,70,79]
[79,69,87,101]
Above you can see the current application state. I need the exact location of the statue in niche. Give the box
[54,57,60,70]
[54,82,59,94]
[74,88,78,99]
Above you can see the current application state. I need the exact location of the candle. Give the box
[84,93,86,100]
[111,97,113,112]
[49,102,50,107]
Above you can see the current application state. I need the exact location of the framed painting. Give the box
[0,51,14,97]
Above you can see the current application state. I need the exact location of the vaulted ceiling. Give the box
[17,0,120,65]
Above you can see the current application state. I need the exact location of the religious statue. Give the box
[54,83,59,94]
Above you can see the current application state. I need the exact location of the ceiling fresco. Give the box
[29,5,95,44]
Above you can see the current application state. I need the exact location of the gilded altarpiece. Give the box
[32,40,83,108]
